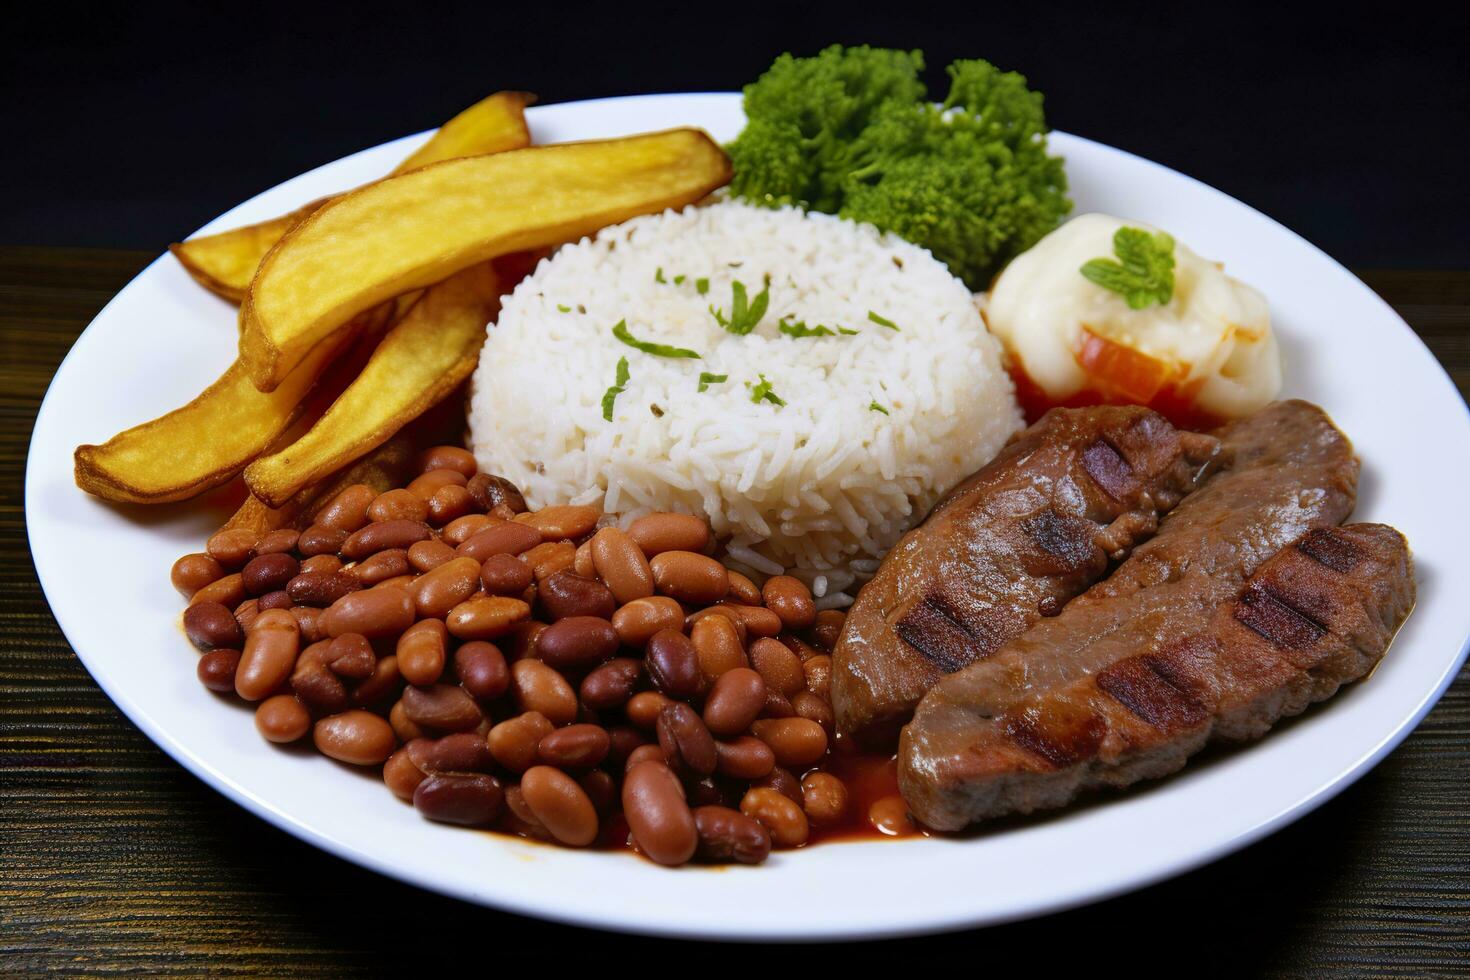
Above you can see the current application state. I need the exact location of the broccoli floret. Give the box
[728,47,1071,288]
[728,45,925,213]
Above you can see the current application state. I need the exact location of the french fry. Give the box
[240,127,732,390]
[73,303,391,504]
[245,263,500,506]
[169,92,534,302]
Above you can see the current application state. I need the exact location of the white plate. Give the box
[26,93,1470,940]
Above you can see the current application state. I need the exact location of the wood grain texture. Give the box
[2,247,1466,975]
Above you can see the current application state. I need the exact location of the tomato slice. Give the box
[1075,327,1171,404]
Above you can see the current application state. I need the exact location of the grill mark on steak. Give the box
[1097,653,1212,732]
[1081,438,1138,501]
[1234,581,1328,650]
[900,402,1382,829]
[833,406,1217,747]
[1297,526,1365,573]
[1002,703,1107,768]
[895,593,994,673]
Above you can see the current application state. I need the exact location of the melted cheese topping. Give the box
[985,213,1281,419]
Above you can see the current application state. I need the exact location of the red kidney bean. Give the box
[715,603,782,639]
[189,573,245,609]
[196,648,241,693]
[811,609,845,650]
[610,596,685,648]
[715,735,776,780]
[625,691,672,730]
[407,732,496,774]
[702,667,766,737]
[325,633,375,678]
[235,609,299,701]
[234,597,261,633]
[445,596,530,641]
[390,700,426,742]
[315,484,376,532]
[286,569,360,607]
[537,616,618,670]
[589,527,654,605]
[241,552,299,596]
[314,710,397,765]
[761,575,817,630]
[383,747,426,801]
[624,744,666,771]
[257,590,293,611]
[740,787,809,848]
[322,587,415,639]
[750,637,805,699]
[519,766,598,846]
[367,488,429,524]
[441,513,497,546]
[171,553,224,597]
[400,684,483,732]
[297,523,349,557]
[184,601,242,651]
[725,570,761,605]
[801,771,849,825]
[457,522,541,560]
[501,620,548,662]
[791,691,834,735]
[693,805,771,865]
[206,528,257,569]
[454,641,509,700]
[509,660,578,726]
[255,694,311,743]
[751,718,828,769]
[466,472,526,513]
[574,540,596,578]
[686,777,726,808]
[406,539,456,573]
[290,605,326,643]
[413,773,502,826]
[487,711,554,772]
[539,571,615,621]
[417,445,478,478]
[351,548,409,586]
[691,614,747,680]
[579,657,643,712]
[649,551,729,604]
[521,540,576,584]
[291,658,349,714]
[342,519,432,561]
[803,655,832,700]
[868,796,918,837]
[645,630,703,699]
[396,618,448,686]
[253,528,299,556]
[537,724,611,769]
[622,760,697,866]
[427,485,474,525]
[516,505,599,541]
[474,553,528,597]
[627,513,710,557]
[410,556,480,619]
[656,702,717,778]
[407,468,467,501]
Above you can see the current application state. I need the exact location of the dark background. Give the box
[5,2,1467,267]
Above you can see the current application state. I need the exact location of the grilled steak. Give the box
[833,406,1218,746]
[900,401,1398,830]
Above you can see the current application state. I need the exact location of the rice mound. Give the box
[469,200,1020,602]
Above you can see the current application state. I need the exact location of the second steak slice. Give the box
[832,405,1218,746]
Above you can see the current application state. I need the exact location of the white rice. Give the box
[469,200,1020,585]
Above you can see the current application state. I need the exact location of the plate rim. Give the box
[24,90,1470,941]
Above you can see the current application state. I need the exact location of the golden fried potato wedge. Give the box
[391,90,534,175]
[169,200,324,303]
[169,91,534,302]
[245,263,500,506]
[72,302,392,504]
[240,127,731,390]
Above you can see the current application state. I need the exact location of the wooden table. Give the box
[3,247,1466,974]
